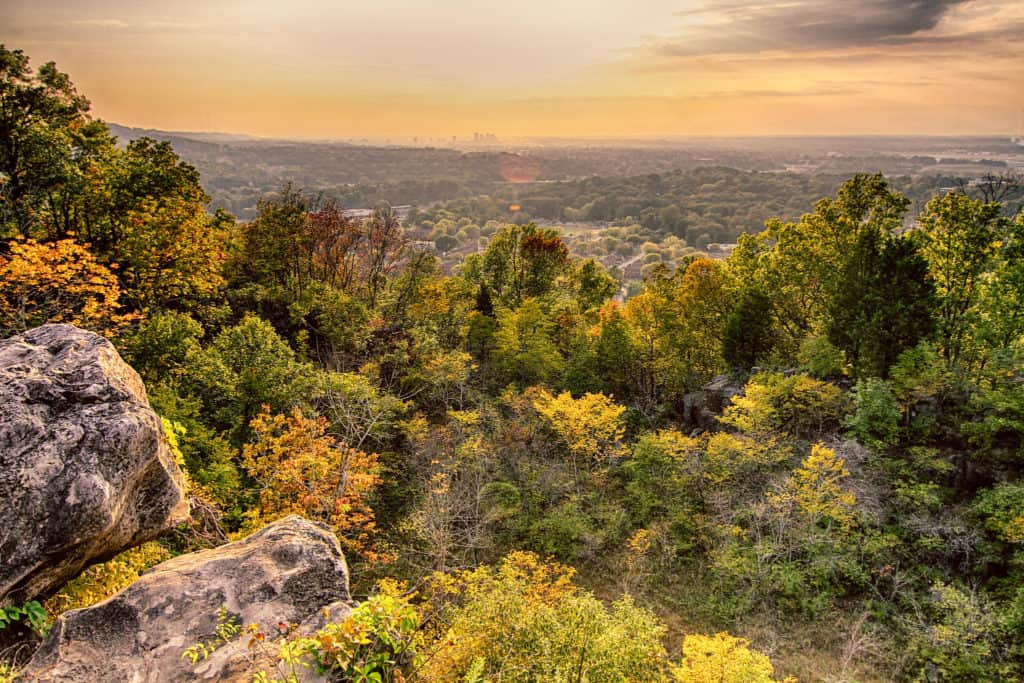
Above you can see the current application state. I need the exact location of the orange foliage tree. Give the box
[241,406,384,560]
[0,237,134,337]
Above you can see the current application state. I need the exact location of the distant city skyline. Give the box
[3,0,1022,138]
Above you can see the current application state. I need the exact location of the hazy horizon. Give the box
[106,121,1024,145]
[4,0,1023,139]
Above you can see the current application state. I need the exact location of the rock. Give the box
[703,374,746,413]
[0,324,189,604]
[22,516,352,683]
[682,374,747,431]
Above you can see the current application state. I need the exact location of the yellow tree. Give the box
[531,389,626,462]
[671,257,733,388]
[242,407,383,560]
[118,197,228,310]
[771,443,857,530]
[532,388,627,501]
[421,551,669,683]
[0,237,134,337]
[673,632,791,683]
[622,291,664,413]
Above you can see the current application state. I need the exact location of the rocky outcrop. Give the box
[22,516,352,683]
[682,374,747,432]
[0,324,189,603]
[703,374,747,413]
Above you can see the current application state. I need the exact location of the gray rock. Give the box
[22,516,352,683]
[0,324,189,604]
[703,374,746,413]
[682,374,747,431]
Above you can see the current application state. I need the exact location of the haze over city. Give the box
[3,0,1023,138]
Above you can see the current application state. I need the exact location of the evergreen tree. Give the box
[722,288,774,370]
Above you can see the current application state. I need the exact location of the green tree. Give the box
[723,287,775,369]
[492,299,564,387]
[977,210,1024,352]
[81,138,207,254]
[0,45,95,238]
[479,223,569,308]
[843,378,901,450]
[827,229,935,377]
[182,314,318,444]
[917,192,1004,367]
[729,174,910,360]
[594,303,636,397]
[121,309,204,384]
[573,258,618,311]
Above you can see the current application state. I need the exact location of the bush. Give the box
[673,632,791,683]
[797,335,846,377]
[843,378,901,450]
[421,552,669,682]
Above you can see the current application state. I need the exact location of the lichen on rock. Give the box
[0,324,189,604]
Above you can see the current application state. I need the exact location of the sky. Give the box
[2,0,1023,138]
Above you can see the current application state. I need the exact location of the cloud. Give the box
[70,18,131,30]
[691,85,865,98]
[67,17,201,34]
[651,0,982,56]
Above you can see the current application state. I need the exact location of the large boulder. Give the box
[0,324,189,603]
[22,516,352,683]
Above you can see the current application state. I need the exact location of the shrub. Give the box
[673,632,792,683]
[843,378,901,450]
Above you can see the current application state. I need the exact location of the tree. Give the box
[421,552,669,682]
[360,205,408,308]
[242,406,383,559]
[955,171,1023,212]
[623,430,702,550]
[729,174,911,360]
[594,302,637,398]
[402,410,499,572]
[977,210,1024,352]
[0,45,94,237]
[673,632,788,683]
[843,378,901,450]
[917,192,1004,367]
[771,443,857,530]
[636,258,732,400]
[573,258,618,311]
[237,183,312,293]
[116,196,229,311]
[723,287,775,369]
[0,237,132,337]
[905,581,1020,681]
[81,138,208,253]
[827,229,935,378]
[319,371,408,450]
[182,314,318,443]
[671,258,733,389]
[492,299,564,387]
[532,389,626,464]
[474,283,495,317]
[121,309,204,384]
[479,223,569,308]
[721,372,846,440]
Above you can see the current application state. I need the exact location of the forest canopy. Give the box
[2,45,1024,682]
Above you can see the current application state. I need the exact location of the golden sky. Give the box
[3,0,1023,138]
